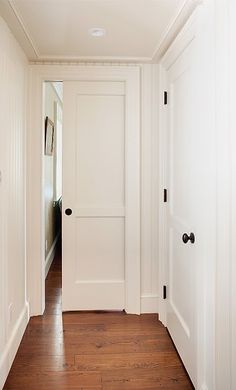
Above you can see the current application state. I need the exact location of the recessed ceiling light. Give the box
[89,28,106,37]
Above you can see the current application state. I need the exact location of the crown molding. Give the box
[0,0,203,64]
[151,0,203,62]
[8,0,40,57]
[30,55,152,65]
[0,0,39,59]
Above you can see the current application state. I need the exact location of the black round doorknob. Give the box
[65,208,72,216]
[182,232,195,244]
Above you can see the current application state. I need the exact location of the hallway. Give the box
[4,249,193,389]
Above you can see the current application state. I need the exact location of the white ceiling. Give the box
[0,0,199,62]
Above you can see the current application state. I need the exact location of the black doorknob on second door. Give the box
[182,232,195,244]
[65,208,72,216]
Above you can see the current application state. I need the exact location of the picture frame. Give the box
[45,116,54,156]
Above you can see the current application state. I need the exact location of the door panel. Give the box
[62,79,139,312]
[76,94,125,208]
[75,218,124,281]
[167,42,196,384]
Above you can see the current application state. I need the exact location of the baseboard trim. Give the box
[141,294,159,313]
[45,232,60,278]
[0,302,29,389]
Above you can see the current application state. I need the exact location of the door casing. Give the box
[27,65,140,316]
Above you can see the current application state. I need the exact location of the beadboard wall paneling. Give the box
[0,15,29,389]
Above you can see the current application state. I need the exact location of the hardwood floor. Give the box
[4,248,194,389]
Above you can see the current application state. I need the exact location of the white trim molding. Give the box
[0,302,29,389]
[0,0,38,59]
[151,0,203,62]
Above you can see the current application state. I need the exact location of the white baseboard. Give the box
[45,232,60,278]
[141,294,159,313]
[0,302,29,389]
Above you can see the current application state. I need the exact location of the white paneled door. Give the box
[62,78,140,313]
[166,41,198,384]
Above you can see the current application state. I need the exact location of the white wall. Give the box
[0,16,29,389]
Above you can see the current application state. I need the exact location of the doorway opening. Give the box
[44,81,63,281]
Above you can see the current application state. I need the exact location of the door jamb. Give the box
[158,63,168,325]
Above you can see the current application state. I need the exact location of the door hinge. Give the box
[164,188,167,203]
[163,285,167,300]
[164,91,168,105]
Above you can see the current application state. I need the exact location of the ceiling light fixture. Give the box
[89,28,106,37]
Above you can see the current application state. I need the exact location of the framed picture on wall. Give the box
[45,116,54,156]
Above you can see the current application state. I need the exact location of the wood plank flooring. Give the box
[4,248,194,389]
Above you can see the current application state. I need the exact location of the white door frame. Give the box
[27,65,140,316]
[158,3,216,389]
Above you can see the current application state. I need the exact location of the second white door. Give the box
[164,8,215,386]
[166,41,197,384]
